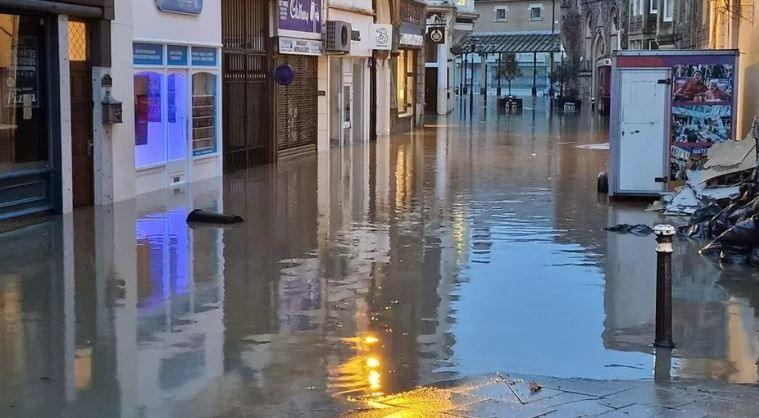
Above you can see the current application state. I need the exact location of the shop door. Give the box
[222,0,272,172]
[166,72,189,179]
[425,67,437,113]
[69,21,93,207]
[618,69,669,194]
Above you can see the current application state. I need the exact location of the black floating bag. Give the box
[186,209,244,224]
[704,215,759,251]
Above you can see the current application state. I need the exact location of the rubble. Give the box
[670,119,759,266]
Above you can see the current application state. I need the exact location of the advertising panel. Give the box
[670,61,736,178]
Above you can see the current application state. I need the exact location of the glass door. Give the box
[166,72,188,181]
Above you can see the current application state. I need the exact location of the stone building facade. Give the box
[560,0,626,104]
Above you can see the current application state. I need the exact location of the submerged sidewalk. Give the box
[338,374,759,417]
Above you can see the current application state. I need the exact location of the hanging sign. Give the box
[155,0,203,15]
[372,24,392,50]
[427,26,445,44]
[278,0,322,38]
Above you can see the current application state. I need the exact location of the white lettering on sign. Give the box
[399,33,423,47]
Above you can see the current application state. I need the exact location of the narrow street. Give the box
[1,98,758,416]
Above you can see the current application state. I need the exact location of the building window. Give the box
[68,21,87,61]
[663,0,673,21]
[191,73,217,156]
[396,50,415,116]
[495,7,508,21]
[650,0,658,13]
[631,0,644,15]
[0,14,51,203]
[134,72,165,168]
[530,4,543,21]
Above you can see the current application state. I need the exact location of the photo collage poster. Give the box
[671,63,734,178]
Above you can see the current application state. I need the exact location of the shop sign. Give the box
[155,0,203,15]
[399,33,423,48]
[398,23,423,48]
[372,24,392,50]
[427,27,445,44]
[133,42,164,66]
[278,37,322,56]
[191,47,218,66]
[167,45,188,66]
[278,0,322,36]
[4,36,39,108]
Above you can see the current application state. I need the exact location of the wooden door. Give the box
[70,62,94,207]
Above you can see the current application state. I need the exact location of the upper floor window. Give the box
[650,0,658,13]
[530,4,543,21]
[630,0,644,16]
[495,6,508,21]
[663,0,674,21]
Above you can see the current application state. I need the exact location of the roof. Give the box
[457,33,561,54]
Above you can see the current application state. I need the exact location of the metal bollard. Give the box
[654,225,676,348]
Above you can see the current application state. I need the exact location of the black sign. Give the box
[351,30,361,42]
[427,27,445,44]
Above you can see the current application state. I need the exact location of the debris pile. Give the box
[663,134,756,215]
[671,121,759,266]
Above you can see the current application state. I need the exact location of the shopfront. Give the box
[327,4,372,148]
[274,0,322,157]
[392,0,425,133]
[131,0,222,195]
[0,1,111,220]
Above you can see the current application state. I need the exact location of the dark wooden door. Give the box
[70,62,94,207]
[425,67,438,113]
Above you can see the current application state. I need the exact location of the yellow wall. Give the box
[736,17,759,138]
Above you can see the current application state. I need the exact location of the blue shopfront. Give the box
[132,41,221,194]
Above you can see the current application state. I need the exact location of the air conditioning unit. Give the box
[325,21,351,54]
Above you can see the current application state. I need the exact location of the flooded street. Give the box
[1,100,759,417]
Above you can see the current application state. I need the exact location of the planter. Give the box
[498,96,523,113]
[557,98,582,111]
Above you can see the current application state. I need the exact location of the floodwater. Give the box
[1,99,758,417]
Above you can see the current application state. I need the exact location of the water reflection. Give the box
[0,100,758,416]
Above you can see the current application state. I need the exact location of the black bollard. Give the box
[654,225,675,348]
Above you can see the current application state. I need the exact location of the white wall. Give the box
[131,0,222,45]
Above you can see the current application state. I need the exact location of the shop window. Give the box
[167,74,187,161]
[395,52,415,115]
[0,13,50,171]
[192,73,217,156]
[68,21,87,61]
[134,72,165,168]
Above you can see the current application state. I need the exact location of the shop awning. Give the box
[457,33,561,54]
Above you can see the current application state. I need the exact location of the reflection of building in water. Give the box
[119,179,226,416]
[603,206,759,383]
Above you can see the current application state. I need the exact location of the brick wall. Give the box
[274,55,319,152]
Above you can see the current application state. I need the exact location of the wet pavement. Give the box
[1,99,759,417]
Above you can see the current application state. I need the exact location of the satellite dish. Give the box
[273,64,295,86]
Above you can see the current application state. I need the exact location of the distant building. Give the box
[466,0,561,98]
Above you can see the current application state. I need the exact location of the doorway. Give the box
[69,20,93,208]
[425,67,437,113]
